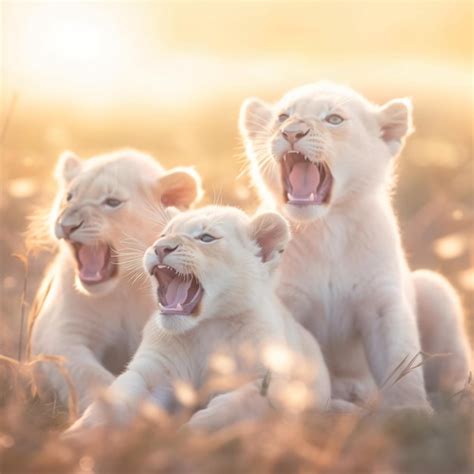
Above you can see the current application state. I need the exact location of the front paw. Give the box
[62,415,103,444]
[185,409,216,432]
[384,401,433,416]
[62,399,119,440]
[329,398,367,414]
[331,377,374,404]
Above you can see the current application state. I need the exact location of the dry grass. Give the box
[0,357,473,474]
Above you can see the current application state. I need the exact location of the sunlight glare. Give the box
[4,3,141,101]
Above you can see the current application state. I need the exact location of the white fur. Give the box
[239,81,471,409]
[64,206,332,435]
[29,149,202,413]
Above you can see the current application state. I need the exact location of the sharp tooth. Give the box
[310,193,315,200]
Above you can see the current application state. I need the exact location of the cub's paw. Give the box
[329,398,366,414]
[331,377,374,404]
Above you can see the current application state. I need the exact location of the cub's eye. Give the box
[278,113,289,123]
[66,192,73,202]
[104,198,123,208]
[325,114,344,125]
[197,233,217,243]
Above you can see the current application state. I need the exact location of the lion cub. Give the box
[240,81,471,409]
[65,206,331,434]
[29,149,202,413]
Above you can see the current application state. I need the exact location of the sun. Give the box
[3,2,138,100]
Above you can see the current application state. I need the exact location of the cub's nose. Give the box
[282,124,310,144]
[61,221,83,239]
[154,243,179,263]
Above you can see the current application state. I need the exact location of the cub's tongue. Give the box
[164,277,192,309]
[77,244,108,282]
[288,161,320,198]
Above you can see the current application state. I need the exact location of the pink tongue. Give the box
[78,244,107,281]
[165,277,191,308]
[289,162,320,198]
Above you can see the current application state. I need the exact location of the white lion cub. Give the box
[65,206,331,434]
[240,81,471,409]
[29,149,202,413]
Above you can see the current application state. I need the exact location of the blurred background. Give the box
[1,1,473,357]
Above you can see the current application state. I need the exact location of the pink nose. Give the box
[282,125,309,144]
[61,222,83,238]
[154,243,179,262]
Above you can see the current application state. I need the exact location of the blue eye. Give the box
[198,233,217,243]
[325,114,344,125]
[104,198,122,208]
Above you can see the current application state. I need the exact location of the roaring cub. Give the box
[239,82,471,409]
[29,149,202,413]
[65,206,332,434]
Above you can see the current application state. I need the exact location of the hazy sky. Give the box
[2,1,471,108]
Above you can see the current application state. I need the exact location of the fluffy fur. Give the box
[29,149,203,413]
[239,81,471,408]
[65,206,332,435]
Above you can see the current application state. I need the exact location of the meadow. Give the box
[1,1,473,472]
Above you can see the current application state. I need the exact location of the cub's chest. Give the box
[278,233,364,324]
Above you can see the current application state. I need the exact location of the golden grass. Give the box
[0,357,473,473]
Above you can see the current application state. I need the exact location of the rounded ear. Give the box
[378,98,414,155]
[239,97,273,141]
[248,212,290,265]
[55,151,82,182]
[156,167,203,210]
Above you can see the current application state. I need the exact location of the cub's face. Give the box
[240,82,413,222]
[52,150,202,295]
[143,206,289,334]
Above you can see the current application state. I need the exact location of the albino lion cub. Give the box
[65,206,331,435]
[240,82,471,409]
[29,149,202,413]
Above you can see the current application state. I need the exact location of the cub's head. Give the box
[143,206,290,334]
[52,149,202,295]
[240,81,413,222]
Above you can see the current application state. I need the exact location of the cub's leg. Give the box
[64,334,175,438]
[413,270,472,395]
[64,369,153,438]
[357,296,431,410]
[33,344,115,414]
[186,382,271,431]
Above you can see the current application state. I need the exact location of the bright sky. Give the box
[2,1,472,108]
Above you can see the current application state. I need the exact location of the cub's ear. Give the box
[378,98,414,155]
[239,97,273,141]
[157,167,203,210]
[248,212,290,267]
[55,151,82,183]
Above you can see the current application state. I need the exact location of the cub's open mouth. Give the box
[72,242,117,285]
[281,151,333,206]
[152,265,203,316]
